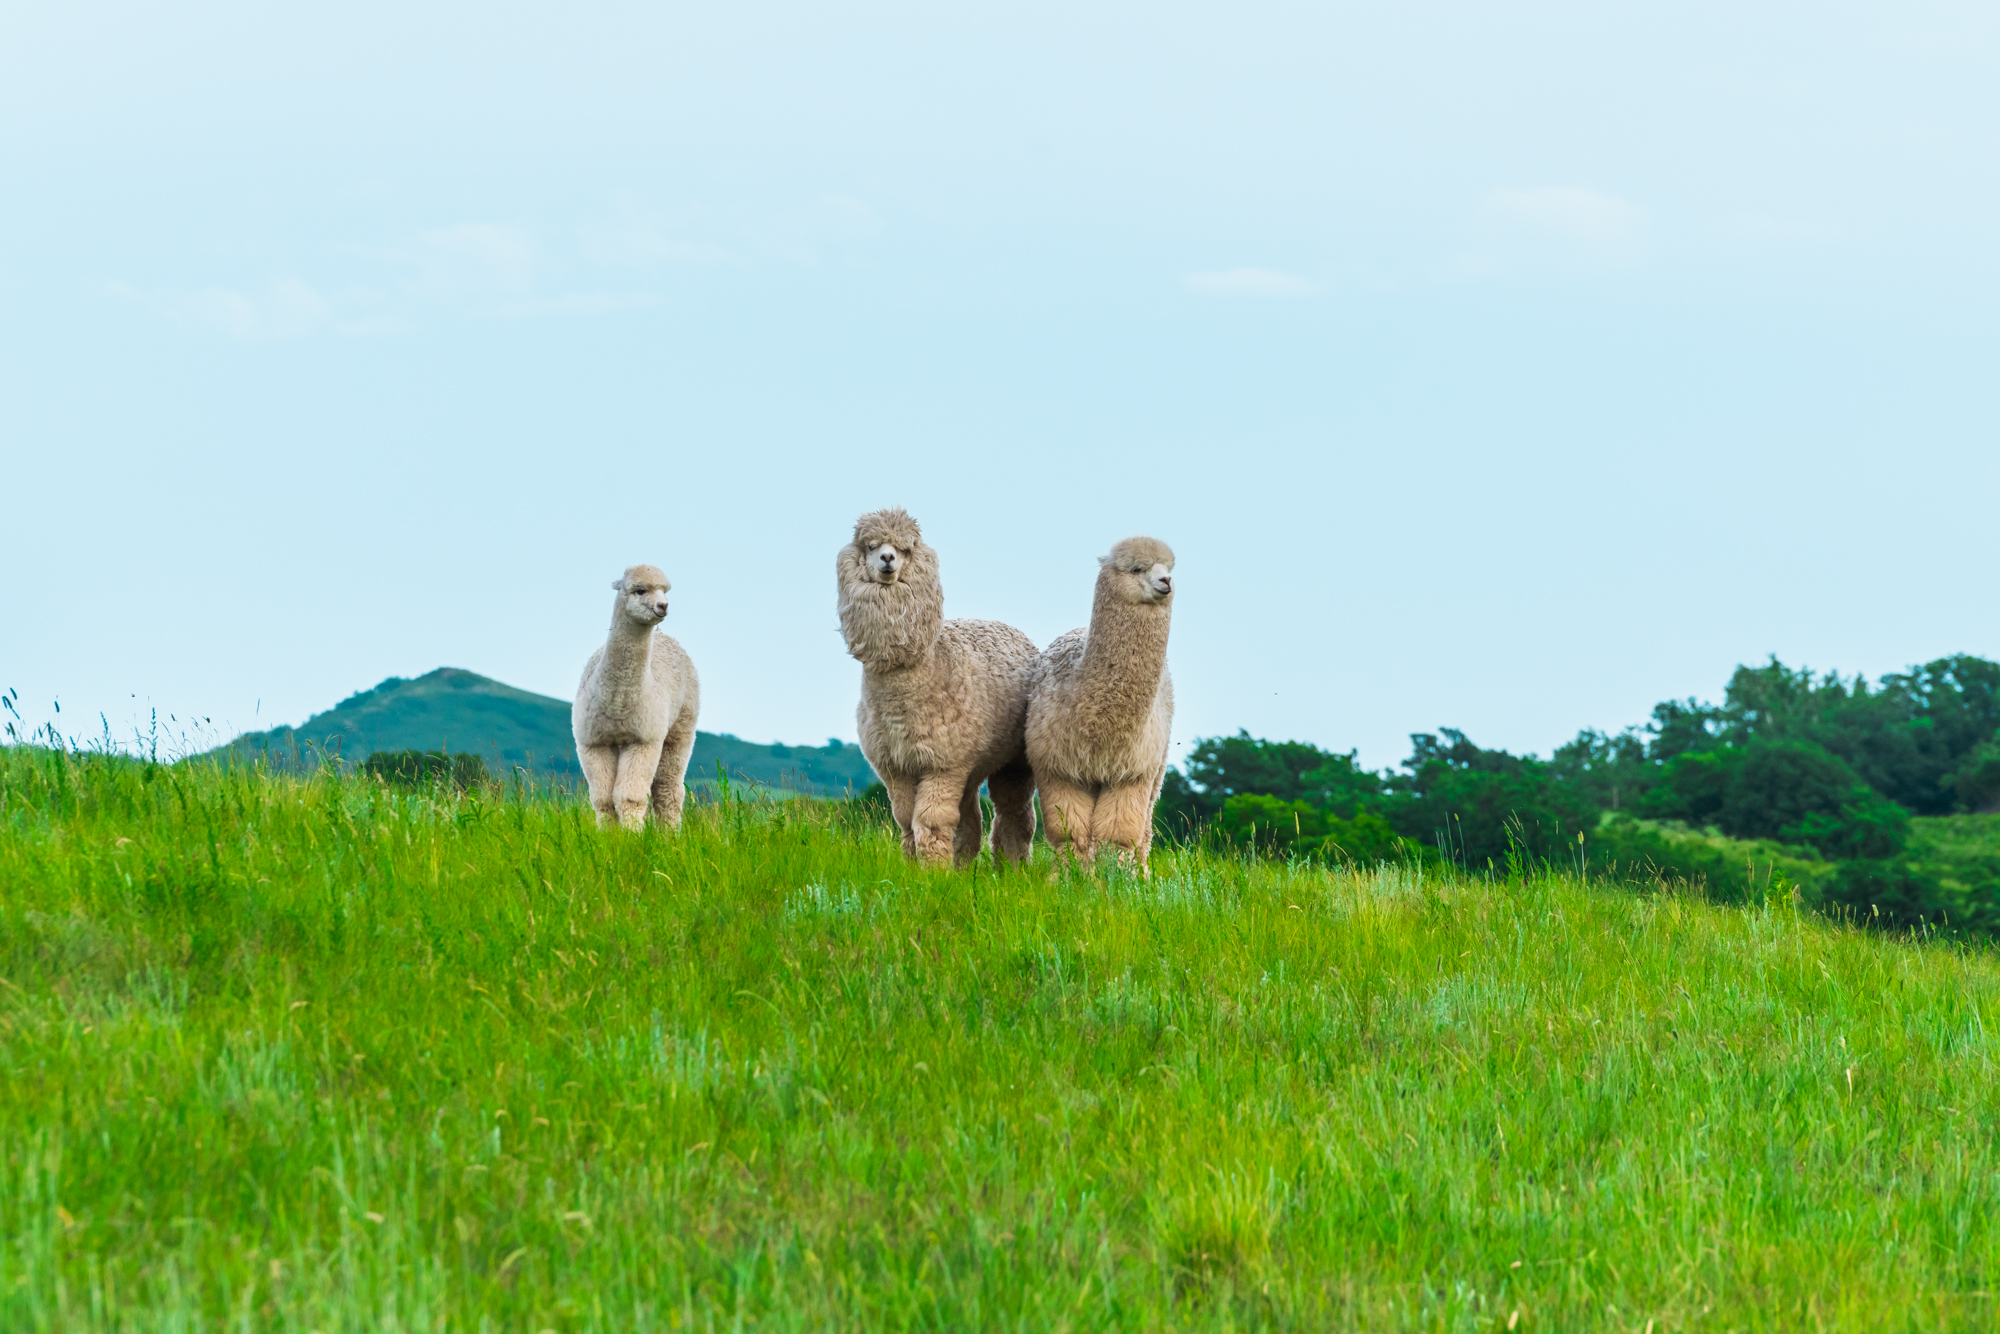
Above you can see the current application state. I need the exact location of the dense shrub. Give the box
[1637,738,1909,860]
[1211,794,1422,865]
[1947,740,2000,814]
[1589,814,1835,905]
[1382,730,1598,869]
[1155,731,1381,832]
[1822,852,2000,932]
[1212,793,1319,856]
[362,750,491,791]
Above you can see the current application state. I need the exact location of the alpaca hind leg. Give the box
[952,780,986,868]
[1091,778,1158,874]
[1036,775,1098,869]
[985,762,1037,865]
[578,744,621,829]
[651,711,698,830]
[910,772,968,866]
[612,741,666,830]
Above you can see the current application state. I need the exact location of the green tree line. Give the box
[1157,654,2000,928]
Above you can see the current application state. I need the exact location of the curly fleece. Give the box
[837,508,1038,867]
[1025,536,1176,872]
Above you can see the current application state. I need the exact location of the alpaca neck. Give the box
[863,635,936,675]
[841,576,943,673]
[1077,583,1171,732]
[599,612,656,708]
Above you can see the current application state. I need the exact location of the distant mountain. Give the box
[200,667,877,795]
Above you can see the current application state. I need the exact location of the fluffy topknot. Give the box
[852,506,923,551]
[1101,537,1175,570]
[615,563,670,593]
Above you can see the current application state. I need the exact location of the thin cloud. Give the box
[106,278,393,340]
[1184,268,1319,297]
[581,220,735,268]
[1487,187,1648,261]
[400,223,537,301]
[109,200,888,340]
[490,292,663,319]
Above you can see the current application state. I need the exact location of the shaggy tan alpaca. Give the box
[838,508,1038,867]
[572,564,701,830]
[1025,537,1175,872]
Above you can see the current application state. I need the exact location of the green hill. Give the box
[12,748,2000,1326]
[200,667,876,795]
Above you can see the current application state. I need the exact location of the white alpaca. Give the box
[572,564,701,830]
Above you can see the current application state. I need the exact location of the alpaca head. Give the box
[853,508,920,585]
[838,508,944,668]
[612,564,672,626]
[1098,537,1175,607]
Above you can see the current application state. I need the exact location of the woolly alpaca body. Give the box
[839,509,1038,867]
[573,565,701,831]
[1026,537,1176,872]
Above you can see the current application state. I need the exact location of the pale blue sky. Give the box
[4,0,1997,767]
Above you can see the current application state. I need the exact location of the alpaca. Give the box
[572,564,701,830]
[1025,537,1175,872]
[838,508,1039,867]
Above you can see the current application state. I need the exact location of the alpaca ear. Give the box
[611,578,627,593]
[1097,554,1112,567]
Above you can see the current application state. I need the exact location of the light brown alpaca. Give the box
[1025,537,1175,872]
[572,564,701,830]
[838,508,1039,867]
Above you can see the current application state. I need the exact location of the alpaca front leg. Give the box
[612,741,666,830]
[883,773,919,858]
[1132,759,1170,873]
[651,714,698,830]
[1090,778,1157,875]
[952,780,985,868]
[985,762,1037,865]
[577,744,623,828]
[1036,775,1098,869]
[910,772,968,866]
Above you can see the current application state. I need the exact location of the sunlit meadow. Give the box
[3,744,1998,1331]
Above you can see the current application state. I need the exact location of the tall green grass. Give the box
[4,744,2000,1330]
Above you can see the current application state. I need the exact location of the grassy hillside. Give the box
[201,667,876,795]
[6,747,2000,1330]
